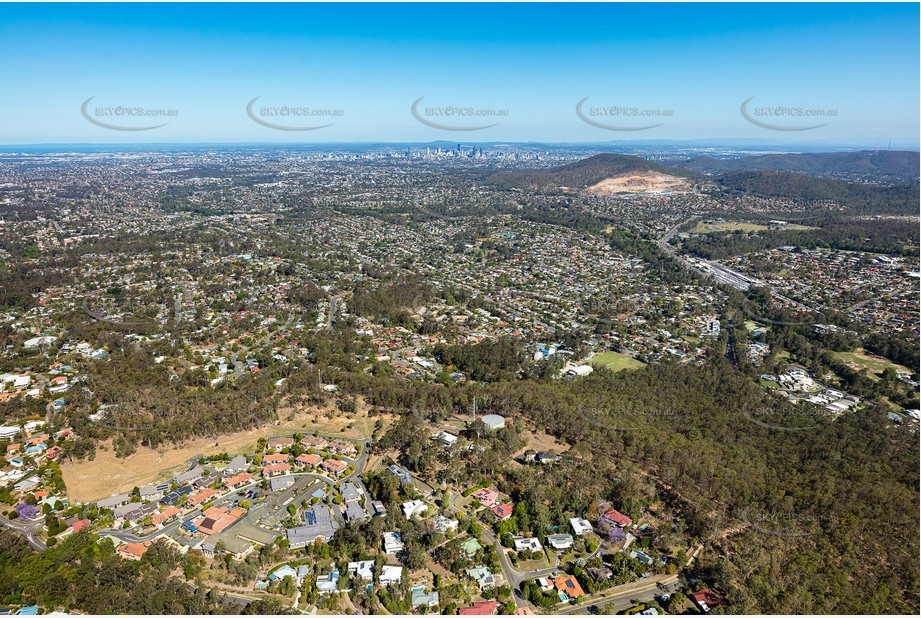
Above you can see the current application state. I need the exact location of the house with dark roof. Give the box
[96,492,131,510]
[387,464,413,487]
[344,500,369,524]
[173,466,204,486]
[161,485,193,506]
[286,505,340,547]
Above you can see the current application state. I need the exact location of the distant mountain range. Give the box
[485,154,695,191]
[714,170,919,213]
[484,152,919,214]
[672,150,919,184]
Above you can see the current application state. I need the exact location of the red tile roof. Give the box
[491,503,513,520]
[459,601,497,615]
[602,508,632,527]
[552,575,585,598]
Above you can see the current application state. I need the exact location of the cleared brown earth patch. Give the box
[512,427,570,459]
[63,401,393,502]
[583,171,691,195]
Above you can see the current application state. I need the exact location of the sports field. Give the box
[589,351,645,372]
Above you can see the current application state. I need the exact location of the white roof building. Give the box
[546,533,574,550]
[433,515,459,533]
[383,531,404,555]
[432,431,459,446]
[379,565,403,585]
[402,499,428,520]
[348,560,375,580]
[570,517,594,536]
[0,426,21,439]
[513,536,543,553]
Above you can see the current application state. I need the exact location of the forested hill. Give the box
[490,360,920,614]
[348,349,919,614]
[676,150,920,184]
[485,154,694,191]
[0,531,291,614]
[714,170,920,214]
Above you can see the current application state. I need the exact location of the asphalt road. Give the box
[0,513,46,550]
[561,576,682,615]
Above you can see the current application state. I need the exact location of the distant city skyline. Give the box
[0,2,918,146]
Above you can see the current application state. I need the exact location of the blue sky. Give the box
[0,2,917,145]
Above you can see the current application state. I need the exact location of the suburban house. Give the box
[546,534,574,550]
[266,436,294,451]
[465,566,496,590]
[459,601,497,615]
[630,549,653,566]
[321,459,348,477]
[296,453,322,467]
[553,574,585,600]
[117,540,152,560]
[383,531,404,554]
[472,488,499,508]
[270,475,295,491]
[461,538,483,557]
[269,565,298,581]
[340,482,362,503]
[601,508,632,528]
[223,472,253,490]
[328,438,357,457]
[194,473,221,489]
[286,505,340,547]
[387,464,414,487]
[223,455,248,475]
[433,515,459,534]
[348,560,375,580]
[138,484,168,501]
[161,485,193,506]
[570,517,594,536]
[316,567,340,593]
[188,488,219,508]
[60,519,91,537]
[262,463,291,477]
[411,588,440,609]
[96,492,131,511]
[691,589,723,613]
[174,466,204,486]
[301,435,328,450]
[193,506,245,535]
[431,431,458,447]
[113,502,145,522]
[379,565,403,586]
[588,567,614,582]
[513,536,542,553]
[402,499,428,520]
[262,452,290,465]
[344,500,369,524]
[490,503,513,520]
[152,505,181,526]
